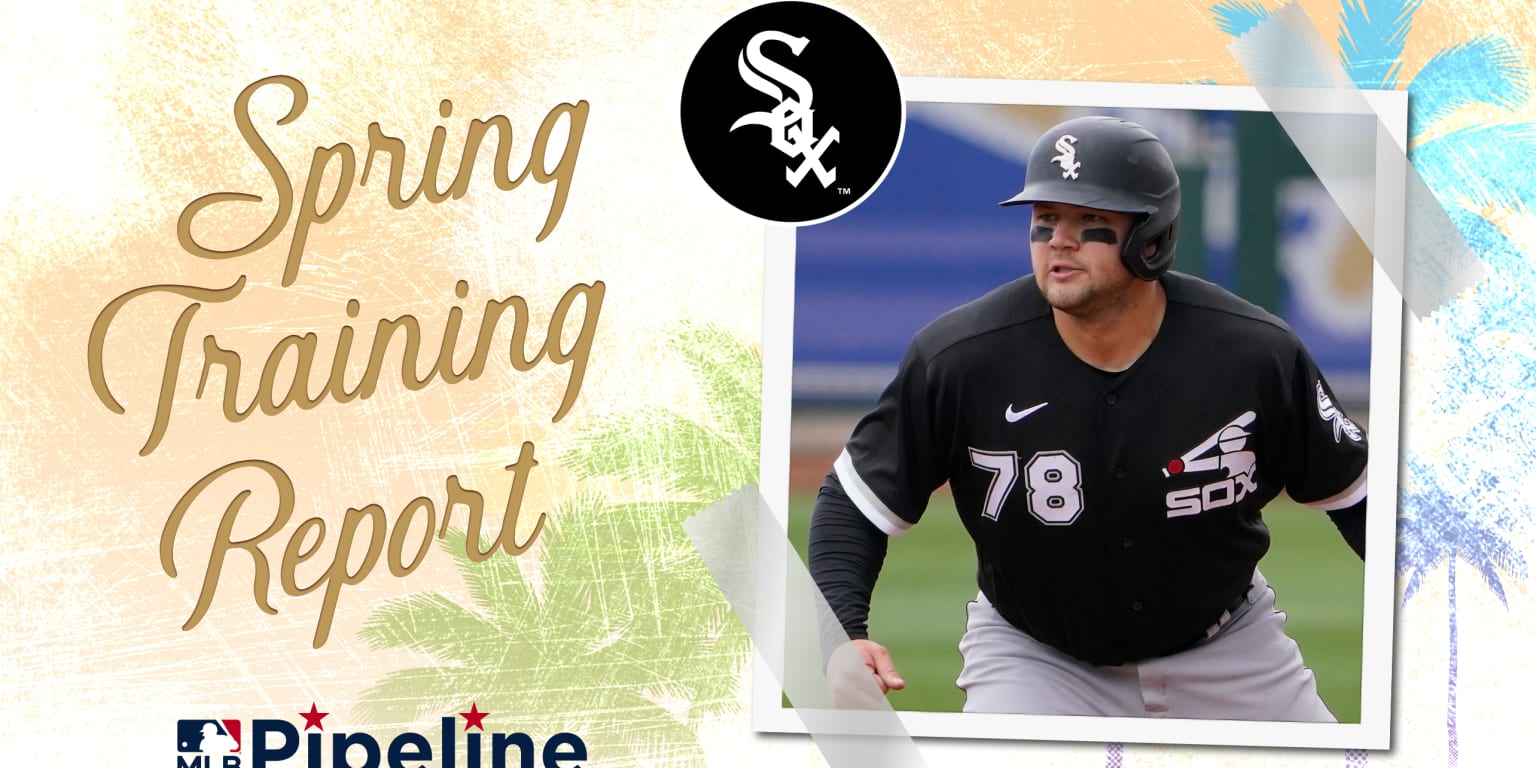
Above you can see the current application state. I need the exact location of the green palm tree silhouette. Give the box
[356,323,760,767]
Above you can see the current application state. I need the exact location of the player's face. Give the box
[1028,203,1139,315]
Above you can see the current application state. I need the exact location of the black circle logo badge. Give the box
[681,1,904,225]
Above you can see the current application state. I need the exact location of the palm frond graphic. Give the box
[1336,0,1420,89]
[356,323,759,767]
[1210,0,1271,37]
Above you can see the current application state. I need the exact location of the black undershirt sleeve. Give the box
[808,470,890,641]
[1325,497,1367,560]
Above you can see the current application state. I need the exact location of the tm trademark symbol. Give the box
[837,187,852,195]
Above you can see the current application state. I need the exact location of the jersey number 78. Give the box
[968,448,1084,525]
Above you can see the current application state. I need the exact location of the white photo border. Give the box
[754,77,1404,751]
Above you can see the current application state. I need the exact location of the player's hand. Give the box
[826,638,905,709]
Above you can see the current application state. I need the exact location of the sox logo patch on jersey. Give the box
[1316,381,1363,443]
[1162,410,1259,518]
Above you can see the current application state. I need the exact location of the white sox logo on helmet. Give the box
[1162,411,1259,517]
[1051,134,1081,179]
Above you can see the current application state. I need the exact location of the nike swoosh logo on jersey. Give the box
[1004,402,1048,423]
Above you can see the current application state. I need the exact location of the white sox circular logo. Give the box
[680,1,904,225]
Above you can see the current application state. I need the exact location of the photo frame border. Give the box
[753,77,1405,751]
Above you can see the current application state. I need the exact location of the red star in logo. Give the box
[459,702,489,731]
[300,703,329,731]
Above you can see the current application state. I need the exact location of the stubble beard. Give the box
[1039,270,1138,320]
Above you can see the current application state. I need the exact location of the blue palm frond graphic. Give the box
[1336,0,1422,88]
[1399,451,1527,608]
[1411,123,1536,211]
[1398,457,1454,604]
[1440,206,1529,274]
[1410,35,1532,138]
[1460,516,1527,607]
[1426,206,1532,362]
[1211,0,1272,36]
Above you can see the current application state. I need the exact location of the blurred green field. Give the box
[787,491,1364,722]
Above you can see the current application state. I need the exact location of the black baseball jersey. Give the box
[833,271,1368,666]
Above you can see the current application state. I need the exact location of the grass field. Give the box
[787,491,1364,722]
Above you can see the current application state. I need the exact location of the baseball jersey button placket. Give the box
[1106,392,1118,405]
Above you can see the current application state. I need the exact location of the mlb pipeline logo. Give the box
[175,703,586,768]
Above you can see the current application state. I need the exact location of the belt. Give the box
[1163,583,1253,657]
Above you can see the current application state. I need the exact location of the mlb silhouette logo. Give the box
[177,719,242,753]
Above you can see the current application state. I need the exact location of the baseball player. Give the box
[807,115,1368,721]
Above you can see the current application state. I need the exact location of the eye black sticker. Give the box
[1080,228,1119,245]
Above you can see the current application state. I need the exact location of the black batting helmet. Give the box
[1000,116,1181,281]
